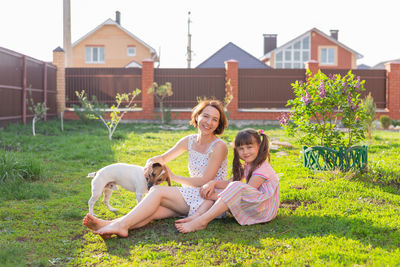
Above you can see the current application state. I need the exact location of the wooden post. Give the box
[43,62,48,121]
[22,55,27,124]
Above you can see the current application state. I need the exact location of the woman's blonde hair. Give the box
[190,99,228,135]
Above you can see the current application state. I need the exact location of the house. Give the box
[197,42,270,69]
[71,11,158,68]
[372,58,400,69]
[260,28,363,69]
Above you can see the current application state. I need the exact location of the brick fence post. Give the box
[52,47,65,115]
[225,60,239,116]
[385,62,400,120]
[305,60,319,78]
[142,59,154,114]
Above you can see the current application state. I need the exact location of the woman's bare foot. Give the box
[175,213,200,223]
[175,219,208,233]
[82,214,112,231]
[93,221,129,238]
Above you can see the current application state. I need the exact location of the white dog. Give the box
[87,162,170,215]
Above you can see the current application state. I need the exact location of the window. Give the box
[320,47,335,65]
[127,46,136,56]
[85,46,104,63]
[274,34,311,69]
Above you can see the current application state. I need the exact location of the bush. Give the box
[379,115,391,129]
[0,152,43,183]
[361,93,376,139]
[281,70,367,148]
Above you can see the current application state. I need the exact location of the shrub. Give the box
[361,93,376,140]
[281,70,367,148]
[379,115,391,129]
[148,82,173,124]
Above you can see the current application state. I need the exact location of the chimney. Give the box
[263,34,277,55]
[116,11,121,25]
[330,30,338,40]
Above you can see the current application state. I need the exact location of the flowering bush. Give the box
[281,70,367,148]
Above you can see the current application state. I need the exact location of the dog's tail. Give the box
[87,172,97,178]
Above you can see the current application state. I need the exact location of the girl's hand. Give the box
[200,181,216,199]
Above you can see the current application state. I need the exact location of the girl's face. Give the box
[236,138,260,164]
[196,106,220,135]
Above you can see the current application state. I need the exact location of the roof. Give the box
[261,28,363,61]
[357,64,371,69]
[197,42,270,69]
[72,18,158,61]
[372,58,400,69]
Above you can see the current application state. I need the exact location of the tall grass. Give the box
[0,152,43,183]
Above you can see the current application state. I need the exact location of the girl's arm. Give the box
[247,175,266,189]
[169,141,228,187]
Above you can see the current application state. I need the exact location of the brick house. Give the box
[260,28,362,69]
[71,11,158,68]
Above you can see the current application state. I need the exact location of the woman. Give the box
[83,99,229,238]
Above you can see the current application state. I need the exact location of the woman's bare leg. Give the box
[175,198,229,233]
[93,187,189,237]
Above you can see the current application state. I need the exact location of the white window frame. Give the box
[85,46,105,64]
[274,34,310,69]
[319,47,337,65]
[127,46,136,56]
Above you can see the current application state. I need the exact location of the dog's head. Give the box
[146,162,170,189]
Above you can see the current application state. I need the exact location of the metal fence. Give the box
[238,69,306,108]
[0,47,57,127]
[321,69,386,108]
[65,68,142,108]
[154,68,226,109]
[64,67,387,110]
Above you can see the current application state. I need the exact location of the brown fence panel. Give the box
[65,68,142,108]
[239,69,306,108]
[154,68,226,109]
[0,47,57,127]
[321,69,386,108]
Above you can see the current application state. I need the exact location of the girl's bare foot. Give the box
[93,221,129,238]
[82,214,112,231]
[175,213,199,223]
[175,220,208,233]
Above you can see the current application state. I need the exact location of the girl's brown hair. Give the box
[232,128,270,182]
[190,99,228,135]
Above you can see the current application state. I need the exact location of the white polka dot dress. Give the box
[178,134,227,216]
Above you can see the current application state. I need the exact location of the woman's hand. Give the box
[144,156,163,177]
[163,165,176,182]
[200,181,216,199]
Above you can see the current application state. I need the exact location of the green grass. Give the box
[0,119,399,266]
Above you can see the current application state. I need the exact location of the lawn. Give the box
[0,119,399,266]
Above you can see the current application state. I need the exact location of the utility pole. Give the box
[187,11,192,68]
[63,0,72,67]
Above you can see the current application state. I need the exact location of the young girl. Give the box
[175,128,280,233]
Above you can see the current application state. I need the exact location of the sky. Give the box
[1,0,399,68]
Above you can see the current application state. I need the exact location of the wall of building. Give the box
[72,25,152,67]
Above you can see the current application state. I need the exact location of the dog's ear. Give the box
[166,175,171,186]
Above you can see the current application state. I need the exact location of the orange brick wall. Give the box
[311,30,354,69]
[72,25,153,68]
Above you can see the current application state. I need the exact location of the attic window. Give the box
[85,46,104,64]
[127,46,136,56]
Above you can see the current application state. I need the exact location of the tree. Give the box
[75,89,141,140]
[148,82,173,124]
[27,89,49,136]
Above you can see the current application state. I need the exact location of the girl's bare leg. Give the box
[175,198,229,233]
[175,200,214,223]
[93,187,189,237]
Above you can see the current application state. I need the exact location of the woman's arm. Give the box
[170,141,228,187]
[144,136,189,172]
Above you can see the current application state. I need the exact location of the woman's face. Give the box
[196,105,220,135]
